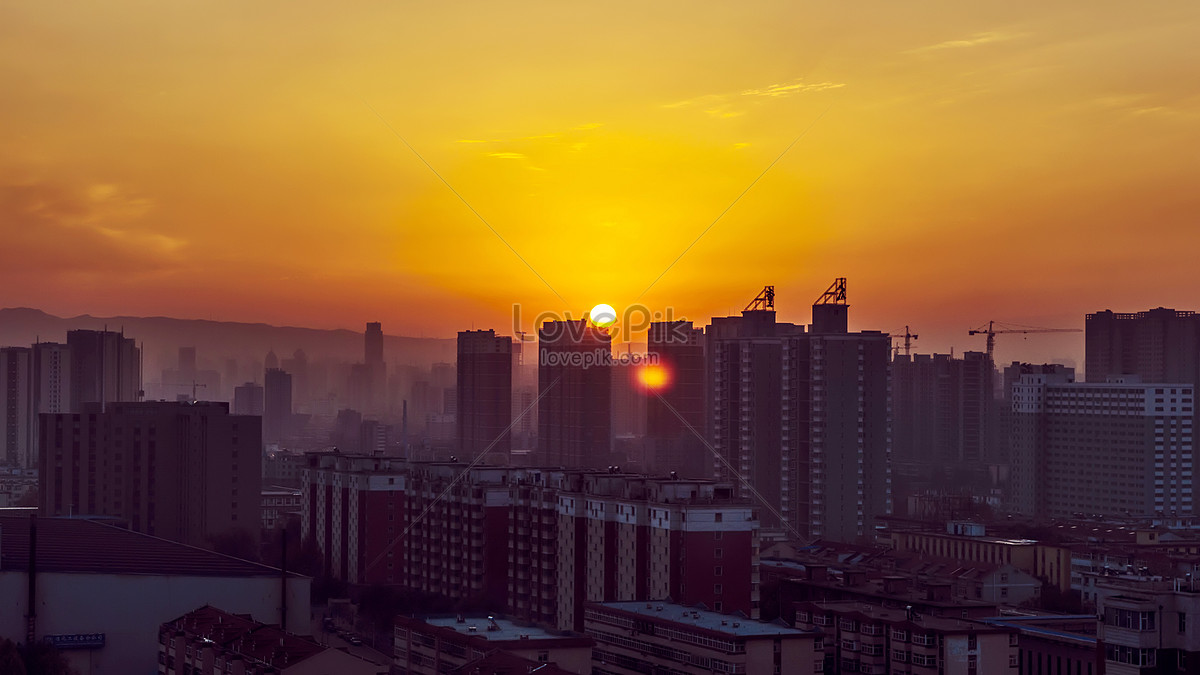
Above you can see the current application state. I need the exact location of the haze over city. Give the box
[3,2,1200,674]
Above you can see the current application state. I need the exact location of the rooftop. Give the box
[0,516,298,578]
[594,601,808,638]
[801,601,1011,634]
[415,616,580,643]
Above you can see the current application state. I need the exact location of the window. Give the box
[1180,612,1187,634]
[537,651,549,663]
[714,584,723,594]
[714,566,723,576]
[714,513,723,522]
[968,634,977,650]
[715,548,724,558]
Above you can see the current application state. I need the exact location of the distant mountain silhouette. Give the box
[0,308,455,371]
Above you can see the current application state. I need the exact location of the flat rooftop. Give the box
[422,616,569,642]
[596,601,808,638]
[803,601,1010,634]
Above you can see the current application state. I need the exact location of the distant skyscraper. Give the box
[365,322,384,366]
[264,349,279,371]
[233,381,265,416]
[66,329,141,410]
[39,400,261,545]
[0,347,34,467]
[32,341,71,416]
[538,319,612,469]
[891,351,996,465]
[647,321,706,476]
[263,368,292,444]
[457,330,512,458]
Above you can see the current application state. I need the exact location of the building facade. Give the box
[38,400,261,546]
[457,329,513,458]
[538,320,612,469]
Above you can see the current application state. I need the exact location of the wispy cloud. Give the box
[487,152,527,160]
[905,31,1026,54]
[664,78,844,118]
[741,81,846,97]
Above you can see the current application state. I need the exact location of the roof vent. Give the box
[519,634,530,640]
[721,620,728,626]
[732,622,741,628]
[468,625,478,632]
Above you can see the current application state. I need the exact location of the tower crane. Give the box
[891,326,919,358]
[968,321,1081,363]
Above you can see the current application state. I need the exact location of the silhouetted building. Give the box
[538,320,612,469]
[1087,308,1200,385]
[38,401,262,546]
[162,346,221,403]
[233,381,264,416]
[457,329,512,458]
[365,321,384,366]
[33,341,71,415]
[264,367,292,444]
[0,347,33,467]
[66,329,141,410]
[708,281,891,542]
[892,351,996,464]
[1010,370,1194,520]
[646,320,706,476]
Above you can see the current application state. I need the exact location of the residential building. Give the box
[393,615,592,675]
[646,320,706,477]
[538,319,612,469]
[891,351,996,465]
[457,330,513,458]
[707,280,892,542]
[38,400,261,546]
[793,600,1018,674]
[585,601,817,675]
[264,367,293,444]
[234,381,265,416]
[65,329,141,410]
[0,346,33,468]
[1010,373,1195,520]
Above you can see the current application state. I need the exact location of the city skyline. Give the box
[2,1,1197,370]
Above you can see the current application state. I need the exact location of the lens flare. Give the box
[589,303,617,328]
[638,363,670,391]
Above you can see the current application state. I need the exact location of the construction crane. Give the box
[968,321,1082,363]
[891,326,919,358]
[744,285,775,311]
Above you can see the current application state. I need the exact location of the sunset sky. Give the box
[3,1,1198,366]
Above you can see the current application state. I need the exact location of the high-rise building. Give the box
[32,341,72,415]
[264,368,292,444]
[300,457,761,629]
[891,351,996,465]
[1010,372,1194,519]
[39,400,261,546]
[0,347,33,468]
[365,321,384,366]
[646,321,706,476]
[707,281,891,542]
[553,474,760,632]
[457,329,513,458]
[233,381,265,416]
[66,329,141,410]
[1086,308,1200,385]
[538,320,612,469]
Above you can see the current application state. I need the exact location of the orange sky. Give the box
[2,1,1198,366]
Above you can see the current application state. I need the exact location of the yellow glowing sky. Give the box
[2,1,1198,364]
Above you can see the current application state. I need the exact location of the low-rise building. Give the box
[0,515,309,675]
[585,601,818,675]
[159,605,385,675]
[793,601,1018,674]
[262,485,302,532]
[979,614,1104,675]
[393,615,592,675]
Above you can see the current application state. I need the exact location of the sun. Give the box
[589,303,617,328]
[638,363,670,391]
